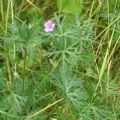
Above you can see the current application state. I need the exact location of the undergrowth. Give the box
[0,0,120,120]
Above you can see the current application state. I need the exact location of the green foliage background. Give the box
[0,0,120,120]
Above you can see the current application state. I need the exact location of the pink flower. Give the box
[44,20,55,32]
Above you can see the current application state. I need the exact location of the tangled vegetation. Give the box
[0,0,120,120]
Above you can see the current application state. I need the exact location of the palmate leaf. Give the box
[2,93,27,114]
[44,14,95,69]
[44,15,82,66]
[57,0,82,14]
[50,66,85,108]
[80,103,113,120]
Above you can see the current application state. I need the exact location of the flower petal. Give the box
[44,20,55,32]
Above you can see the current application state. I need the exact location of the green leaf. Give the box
[57,0,82,15]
